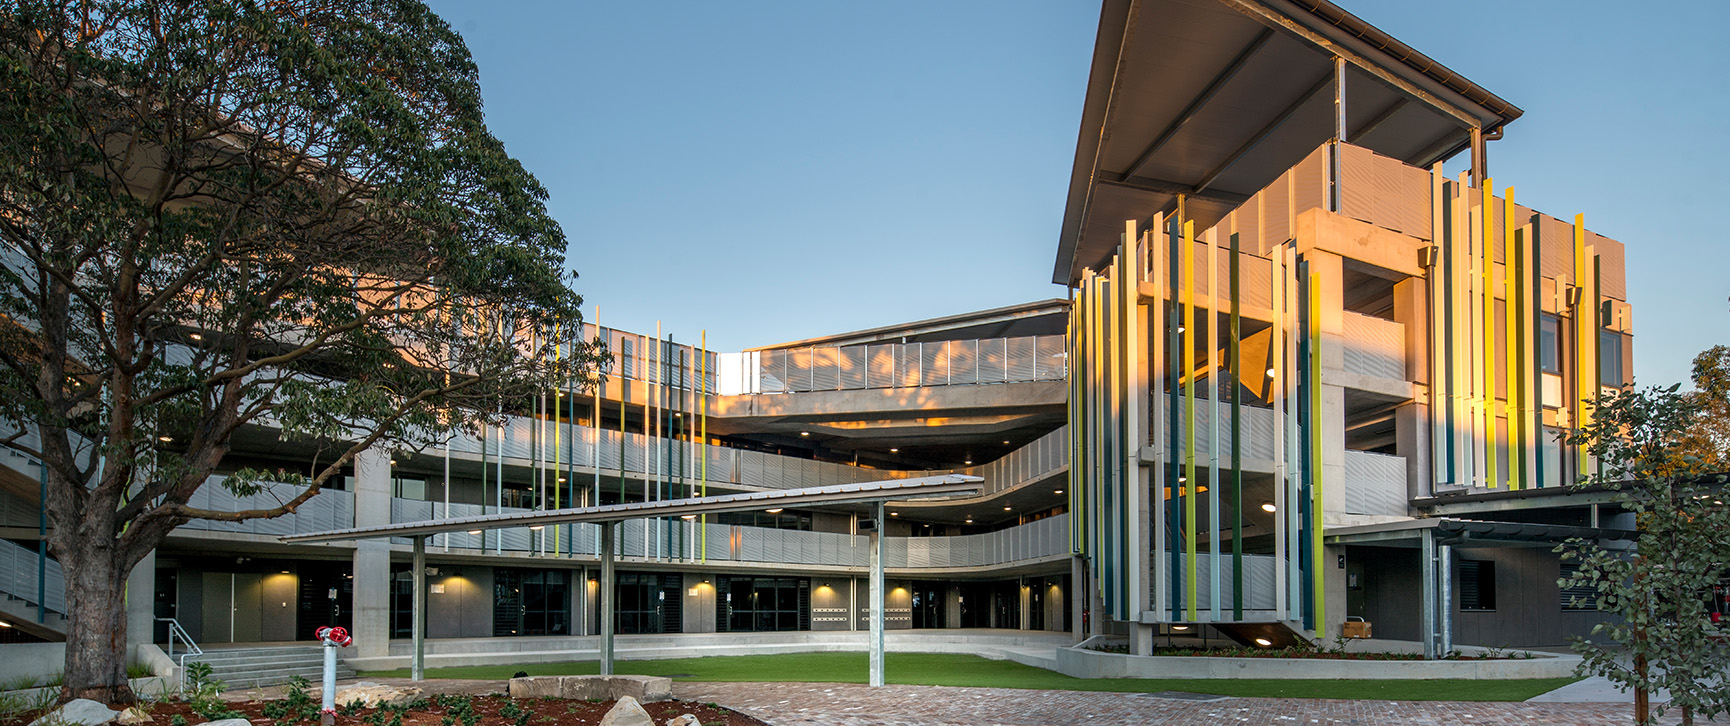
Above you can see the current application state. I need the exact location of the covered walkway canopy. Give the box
[283,475,985,686]
[1326,517,1635,659]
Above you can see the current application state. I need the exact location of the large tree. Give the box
[1559,384,1730,725]
[1679,298,1729,469]
[0,0,601,703]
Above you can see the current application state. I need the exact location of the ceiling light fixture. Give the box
[467,530,482,535]
[964,460,972,465]
[1171,625,1190,632]
[1255,638,1273,647]
[1003,506,1012,511]
[529,525,544,531]
[158,435,173,442]
[799,431,809,436]
[680,515,696,520]
[1054,489,1064,495]
[890,448,899,453]
[188,333,203,341]
[889,512,898,516]
[1261,501,1277,513]
[766,508,783,514]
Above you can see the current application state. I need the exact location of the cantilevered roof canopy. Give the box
[1054,0,1523,284]
[1325,517,1636,548]
[280,475,984,544]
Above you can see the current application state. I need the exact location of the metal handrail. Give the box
[156,616,201,690]
[157,616,202,660]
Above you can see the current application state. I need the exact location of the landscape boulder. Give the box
[665,715,701,726]
[597,696,653,726]
[331,682,424,708]
[115,707,153,724]
[508,675,670,703]
[28,699,118,726]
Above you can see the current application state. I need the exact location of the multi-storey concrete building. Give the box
[0,0,1635,681]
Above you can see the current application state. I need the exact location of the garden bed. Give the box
[0,691,766,726]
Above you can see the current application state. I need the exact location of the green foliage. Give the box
[432,694,478,726]
[1558,383,1730,723]
[0,0,606,698]
[263,675,321,726]
[498,698,533,726]
[169,716,186,726]
[1683,339,1730,469]
[180,661,242,720]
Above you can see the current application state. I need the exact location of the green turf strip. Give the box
[361,652,1578,702]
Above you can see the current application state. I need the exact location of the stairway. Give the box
[185,646,355,690]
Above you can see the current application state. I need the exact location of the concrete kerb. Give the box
[1052,645,1582,680]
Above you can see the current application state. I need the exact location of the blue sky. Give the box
[424,0,1728,388]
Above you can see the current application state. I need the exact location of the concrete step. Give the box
[0,597,66,641]
[186,646,355,690]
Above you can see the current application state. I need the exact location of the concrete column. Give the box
[1070,555,1086,643]
[1087,557,1105,639]
[1323,544,1349,640]
[351,448,392,659]
[126,550,156,648]
[1309,251,1349,522]
[1393,277,1432,499]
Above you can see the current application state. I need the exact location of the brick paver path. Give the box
[674,681,1677,726]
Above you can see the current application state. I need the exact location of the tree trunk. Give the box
[58,538,135,705]
[1634,651,1650,726]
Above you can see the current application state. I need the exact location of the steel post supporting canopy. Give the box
[1054,0,1524,285]
[281,475,983,543]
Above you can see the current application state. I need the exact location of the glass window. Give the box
[1540,316,1561,374]
[495,568,572,637]
[717,576,808,632]
[392,477,425,500]
[1599,331,1624,388]
[1541,427,1564,488]
[613,572,679,634]
[1459,559,1497,611]
[716,511,811,531]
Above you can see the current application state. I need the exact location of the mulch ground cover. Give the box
[0,694,766,726]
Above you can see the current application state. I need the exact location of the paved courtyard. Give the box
[674,681,1678,726]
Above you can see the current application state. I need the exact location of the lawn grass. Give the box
[360,652,1577,701]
